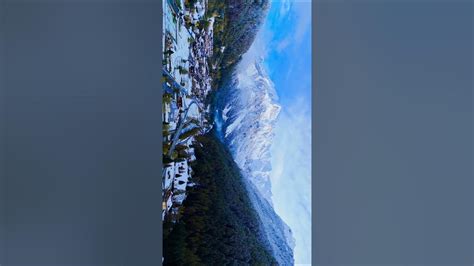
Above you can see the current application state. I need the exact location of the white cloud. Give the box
[278,0,292,17]
[292,2,311,44]
[268,1,311,55]
[237,1,313,263]
[276,38,291,52]
[270,97,312,264]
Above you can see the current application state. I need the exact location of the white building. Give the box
[163,163,175,190]
[173,160,190,191]
[162,190,173,221]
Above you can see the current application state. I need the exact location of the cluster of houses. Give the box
[189,22,213,101]
[162,0,215,222]
[162,160,193,220]
[184,0,206,23]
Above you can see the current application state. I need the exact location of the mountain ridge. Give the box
[215,59,295,264]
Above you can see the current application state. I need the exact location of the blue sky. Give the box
[245,0,312,264]
[263,0,312,107]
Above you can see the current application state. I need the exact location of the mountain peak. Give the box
[214,57,294,263]
[221,59,281,204]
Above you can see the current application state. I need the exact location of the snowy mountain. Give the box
[217,58,281,204]
[243,178,295,265]
[214,58,295,264]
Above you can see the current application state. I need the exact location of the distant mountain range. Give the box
[215,59,295,264]
[217,59,280,204]
[164,0,295,264]
[209,1,295,263]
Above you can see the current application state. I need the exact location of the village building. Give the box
[163,163,175,191]
[162,190,173,221]
[173,160,190,192]
[162,0,214,222]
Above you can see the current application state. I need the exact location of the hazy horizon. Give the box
[241,0,312,264]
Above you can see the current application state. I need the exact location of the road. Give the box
[162,89,202,178]
[163,69,187,95]
[166,99,202,157]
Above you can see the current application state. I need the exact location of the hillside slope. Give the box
[214,59,295,265]
[163,132,277,265]
[209,0,270,70]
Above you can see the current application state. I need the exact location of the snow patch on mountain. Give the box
[215,57,295,263]
[221,59,281,204]
[222,104,231,122]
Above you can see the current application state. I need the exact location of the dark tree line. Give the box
[163,132,277,265]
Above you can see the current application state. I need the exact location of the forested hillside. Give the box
[163,132,277,265]
[208,0,270,71]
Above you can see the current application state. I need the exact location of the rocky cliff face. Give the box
[215,59,295,264]
[218,59,280,204]
[209,1,295,263]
